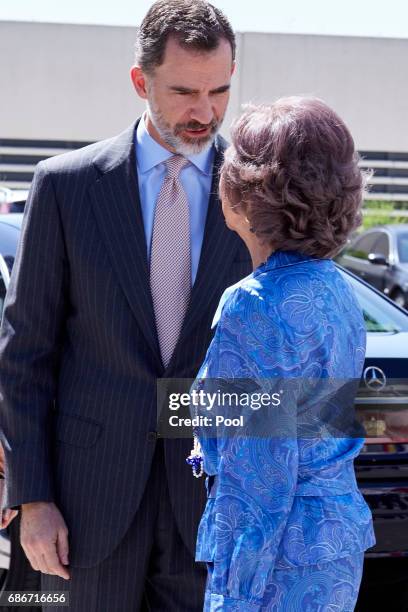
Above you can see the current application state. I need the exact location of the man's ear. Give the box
[130,66,148,100]
[231,61,236,77]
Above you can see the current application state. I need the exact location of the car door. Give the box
[366,231,390,292]
[339,232,380,283]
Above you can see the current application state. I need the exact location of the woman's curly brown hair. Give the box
[221,97,371,258]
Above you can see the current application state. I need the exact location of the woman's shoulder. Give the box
[211,273,264,329]
[212,255,363,331]
[211,256,334,329]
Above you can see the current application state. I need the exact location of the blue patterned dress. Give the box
[193,250,376,611]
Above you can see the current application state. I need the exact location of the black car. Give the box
[345,267,408,610]
[0,214,407,610]
[337,224,408,309]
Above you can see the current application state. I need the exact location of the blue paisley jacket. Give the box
[193,250,376,611]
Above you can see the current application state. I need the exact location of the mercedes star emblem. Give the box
[363,366,387,391]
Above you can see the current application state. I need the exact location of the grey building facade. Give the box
[1,21,407,198]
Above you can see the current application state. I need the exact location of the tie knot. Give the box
[165,155,189,178]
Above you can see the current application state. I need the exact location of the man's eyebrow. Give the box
[168,84,231,94]
[210,84,231,94]
[169,86,197,94]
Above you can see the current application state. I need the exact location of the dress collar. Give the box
[254,250,322,275]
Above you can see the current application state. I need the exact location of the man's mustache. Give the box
[175,120,218,133]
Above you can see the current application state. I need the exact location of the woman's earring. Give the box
[245,217,256,233]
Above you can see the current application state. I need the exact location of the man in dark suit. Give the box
[0,1,251,610]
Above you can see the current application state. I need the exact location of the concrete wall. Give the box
[238,33,407,153]
[0,21,140,142]
[1,21,407,151]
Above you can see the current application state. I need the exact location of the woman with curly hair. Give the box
[190,97,376,611]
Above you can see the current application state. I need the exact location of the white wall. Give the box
[238,33,408,152]
[0,21,141,141]
[0,21,407,152]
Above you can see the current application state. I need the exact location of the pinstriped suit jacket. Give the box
[0,120,252,567]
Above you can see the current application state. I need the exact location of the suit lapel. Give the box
[88,121,162,369]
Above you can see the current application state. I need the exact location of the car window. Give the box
[373,233,390,258]
[341,270,408,332]
[345,233,380,260]
[0,221,21,258]
[397,232,408,263]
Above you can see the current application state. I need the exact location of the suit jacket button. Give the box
[147,431,158,442]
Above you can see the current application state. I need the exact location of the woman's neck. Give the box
[246,239,274,270]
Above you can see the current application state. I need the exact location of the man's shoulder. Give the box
[39,123,136,177]
[38,137,108,175]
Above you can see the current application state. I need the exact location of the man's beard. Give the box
[147,97,223,156]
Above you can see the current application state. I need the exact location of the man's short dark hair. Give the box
[135,0,236,73]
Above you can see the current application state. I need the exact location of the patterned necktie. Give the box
[150,155,191,368]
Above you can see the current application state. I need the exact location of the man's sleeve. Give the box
[0,161,68,508]
[0,442,5,512]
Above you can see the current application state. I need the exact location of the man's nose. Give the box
[190,98,214,126]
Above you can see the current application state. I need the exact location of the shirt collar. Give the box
[135,113,214,176]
